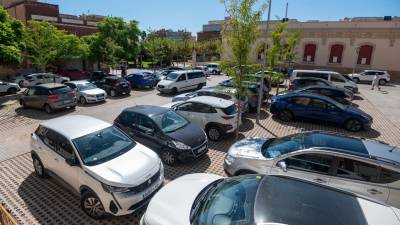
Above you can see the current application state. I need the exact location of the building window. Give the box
[303,44,317,62]
[329,44,344,63]
[357,45,373,65]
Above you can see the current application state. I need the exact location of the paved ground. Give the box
[0,78,400,225]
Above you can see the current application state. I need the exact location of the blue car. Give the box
[270,93,372,132]
[279,85,354,104]
[125,72,157,89]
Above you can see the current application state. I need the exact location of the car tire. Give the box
[20,100,27,108]
[345,119,363,132]
[161,149,178,166]
[80,96,87,105]
[379,79,387,85]
[110,89,117,97]
[353,78,360,83]
[18,81,24,87]
[7,87,18,95]
[197,83,203,90]
[32,155,47,178]
[206,125,222,141]
[171,87,178,94]
[44,104,53,114]
[278,110,294,122]
[81,191,106,219]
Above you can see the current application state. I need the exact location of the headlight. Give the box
[225,155,236,164]
[169,140,191,150]
[101,183,131,193]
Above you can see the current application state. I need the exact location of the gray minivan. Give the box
[20,83,77,114]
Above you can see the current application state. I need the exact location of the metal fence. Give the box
[0,204,19,225]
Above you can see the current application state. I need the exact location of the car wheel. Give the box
[353,78,360,83]
[44,104,53,114]
[32,156,47,178]
[20,100,27,108]
[197,83,203,90]
[80,96,87,105]
[171,87,178,94]
[206,126,222,141]
[18,81,24,87]
[7,87,18,95]
[278,110,294,122]
[110,89,117,97]
[345,119,363,132]
[161,149,178,166]
[379,79,387,85]
[81,191,106,219]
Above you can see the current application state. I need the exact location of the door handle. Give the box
[313,178,327,183]
[54,158,59,161]
[367,189,382,195]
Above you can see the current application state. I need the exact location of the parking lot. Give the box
[0,75,400,225]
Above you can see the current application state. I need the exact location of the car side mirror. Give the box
[66,157,78,167]
[277,160,287,172]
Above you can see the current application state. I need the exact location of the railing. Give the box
[0,204,19,225]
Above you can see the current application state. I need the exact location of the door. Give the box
[174,102,207,128]
[271,153,334,185]
[308,98,337,123]
[361,71,375,81]
[175,74,188,91]
[24,87,39,108]
[329,157,389,203]
[330,73,346,89]
[287,97,311,118]
[128,113,161,150]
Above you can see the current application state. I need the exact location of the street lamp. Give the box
[352,46,361,74]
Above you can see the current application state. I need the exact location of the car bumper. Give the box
[116,88,131,95]
[177,142,208,161]
[85,95,106,103]
[51,99,77,109]
[157,86,173,93]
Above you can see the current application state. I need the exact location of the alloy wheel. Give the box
[162,151,176,165]
[110,90,117,97]
[279,110,293,122]
[44,104,52,114]
[83,197,105,218]
[346,119,362,132]
[80,97,86,105]
[208,128,221,141]
[33,158,43,176]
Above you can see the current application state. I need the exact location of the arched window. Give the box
[357,45,373,65]
[329,44,344,63]
[303,44,317,62]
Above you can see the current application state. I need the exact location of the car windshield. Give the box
[151,111,189,133]
[191,176,261,225]
[72,126,135,166]
[77,83,97,91]
[49,86,71,95]
[262,132,367,158]
[165,72,179,81]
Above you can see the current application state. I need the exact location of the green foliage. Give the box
[0,7,25,66]
[83,34,121,67]
[195,39,221,60]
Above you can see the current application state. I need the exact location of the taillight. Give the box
[48,95,58,100]
[288,81,294,90]
[72,90,76,97]
[115,81,120,87]
[221,115,235,120]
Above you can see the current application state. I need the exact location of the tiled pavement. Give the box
[1,92,400,225]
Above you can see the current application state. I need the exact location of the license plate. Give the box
[63,100,72,104]
[142,182,159,199]
[122,92,126,95]
[197,146,206,154]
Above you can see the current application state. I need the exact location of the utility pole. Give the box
[285,2,288,18]
[256,0,272,123]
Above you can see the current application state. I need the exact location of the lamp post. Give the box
[352,46,361,74]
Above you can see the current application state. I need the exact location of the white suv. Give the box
[205,63,221,75]
[30,115,164,219]
[0,80,20,95]
[163,96,238,141]
[349,70,391,85]
[23,73,70,87]
[157,70,206,94]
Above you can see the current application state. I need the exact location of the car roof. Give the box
[293,69,339,74]
[299,85,346,92]
[40,115,111,140]
[123,105,170,117]
[293,77,330,82]
[188,96,234,108]
[66,80,90,84]
[170,70,203,74]
[201,86,237,94]
[36,83,66,89]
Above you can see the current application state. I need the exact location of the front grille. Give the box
[128,184,163,211]
[129,170,160,193]
[96,94,104,98]
[158,85,164,88]
[192,141,208,157]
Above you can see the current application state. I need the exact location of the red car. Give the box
[58,68,84,80]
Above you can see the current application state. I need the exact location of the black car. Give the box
[288,77,335,90]
[94,76,131,97]
[279,85,354,104]
[114,106,208,165]
[90,71,110,82]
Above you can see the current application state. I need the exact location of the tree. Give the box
[0,7,25,67]
[84,34,121,68]
[220,0,265,139]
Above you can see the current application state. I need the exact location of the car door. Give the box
[308,98,336,123]
[329,156,389,203]
[132,114,161,150]
[380,167,400,208]
[361,71,375,82]
[270,153,334,185]
[174,102,194,120]
[37,128,60,172]
[287,96,311,118]
[175,74,188,91]
[23,87,39,107]
[330,73,346,89]
[190,103,215,128]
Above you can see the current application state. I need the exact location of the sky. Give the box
[44,0,400,36]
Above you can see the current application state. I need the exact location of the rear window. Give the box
[188,72,205,79]
[222,104,237,115]
[49,86,72,95]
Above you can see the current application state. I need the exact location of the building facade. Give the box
[201,17,400,80]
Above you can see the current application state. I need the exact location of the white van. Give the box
[157,70,207,94]
[290,69,358,92]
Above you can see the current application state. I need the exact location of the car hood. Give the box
[166,123,206,148]
[144,173,222,225]
[158,80,174,86]
[80,88,106,95]
[84,143,160,187]
[348,73,359,77]
[162,101,182,109]
[228,137,268,158]
[345,105,372,121]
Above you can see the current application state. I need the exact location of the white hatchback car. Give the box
[163,96,238,141]
[30,115,164,219]
[23,73,70,87]
[157,70,206,94]
[64,80,107,104]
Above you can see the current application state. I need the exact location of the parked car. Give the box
[224,131,400,208]
[141,174,400,225]
[205,63,221,75]
[23,73,70,87]
[270,93,372,131]
[150,71,165,83]
[58,68,84,80]
[114,106,208,165]
[90,71,109,82]
[290,69,358,92]
[20,83,77,114]
[94,76,131,97]
[166,66,185,71]
[279,85,354,105]
[13,72,32,87]
[288,77,337,90]
[163,96,238,141]
[64,80,107,105]
[172,86,249,113]
[125,72,157,89]
[349,70,391,85]
[193,66,208,74]
[0,81,20,95]
[31,115,164,219]
[157,70,206,94]
[255,70,285,86]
